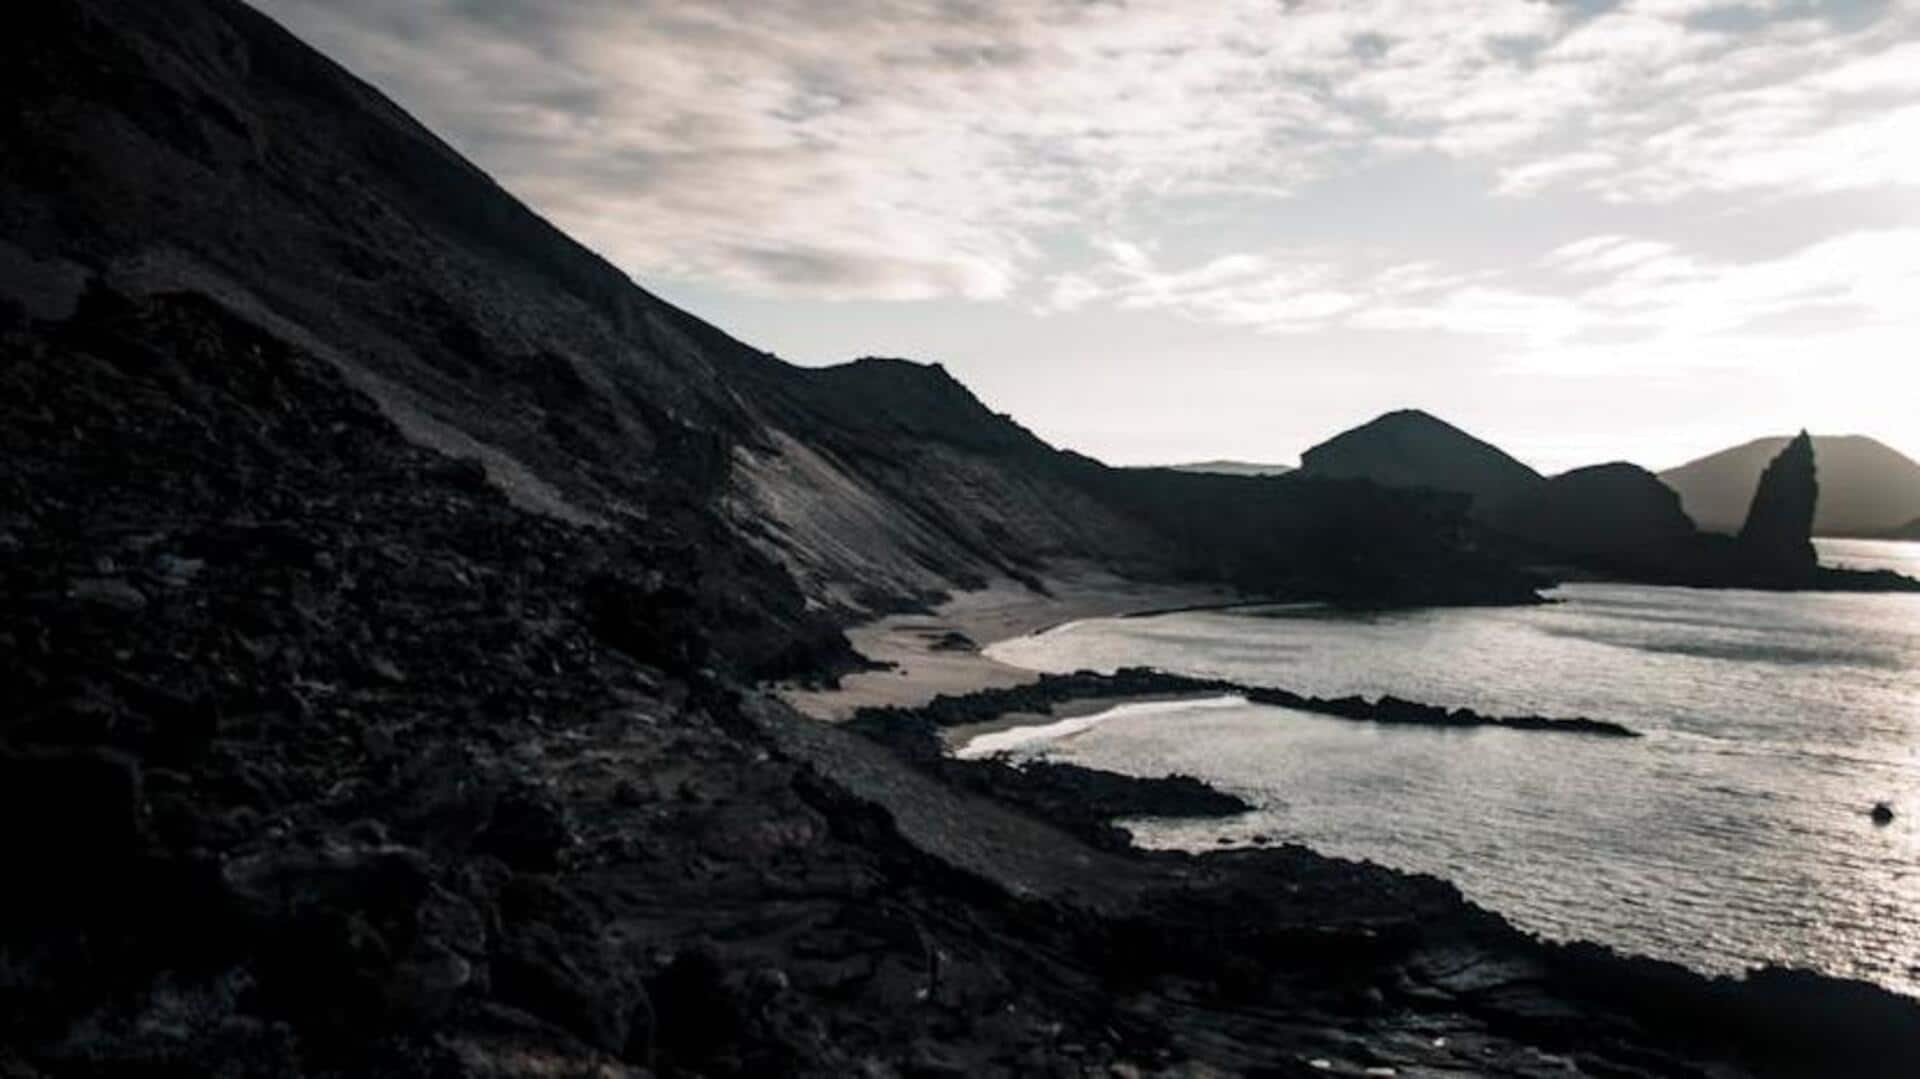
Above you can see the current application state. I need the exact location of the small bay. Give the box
[983,540,1920,993]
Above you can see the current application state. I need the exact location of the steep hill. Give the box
[1661,436,1920,536]
[1,0,1530,631]
[1299,409,1543,507]
[1486,463,1696,561]
[8,5,1920,1076]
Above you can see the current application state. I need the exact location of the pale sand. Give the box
[778,567,1243,722]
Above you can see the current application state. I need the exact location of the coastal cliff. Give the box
[4,2,1920,1077]
[0,0,1536,632]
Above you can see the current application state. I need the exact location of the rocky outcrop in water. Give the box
[1738,431,1820,577]
[852,667,1641,738]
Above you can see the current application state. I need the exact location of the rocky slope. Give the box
[723,356,1541,609]
[1,0,1534,630]
[1661,435,1920,536]
[1299,409,1545,508]
[7,2,1920,1077]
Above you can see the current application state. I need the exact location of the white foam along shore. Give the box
[951,694,1250,760]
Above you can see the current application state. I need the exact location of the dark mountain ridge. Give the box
[7,2,1920,1075]
[3,0,1534,627]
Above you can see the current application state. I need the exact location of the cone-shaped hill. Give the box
[1299,409,1544,508]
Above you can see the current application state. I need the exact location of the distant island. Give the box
[1295,412,1920,593]
[1149,459,1296,477]
[1660,435,1920,538]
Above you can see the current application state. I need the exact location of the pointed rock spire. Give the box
[1738,430,1818,576]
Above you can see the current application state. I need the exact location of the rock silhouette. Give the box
[1738,431,1820,577]
[1300,409,1544,508]
[1487,462,1697,562]
[5,1,1920,1076]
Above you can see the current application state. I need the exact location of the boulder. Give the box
[474,783,575,873]
[490,875,648,1055]
[0,747,145,897]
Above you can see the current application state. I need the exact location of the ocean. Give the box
[980,539,1920,993]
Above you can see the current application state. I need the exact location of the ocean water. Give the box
[982,539,1920,992]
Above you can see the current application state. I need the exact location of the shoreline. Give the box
[777,568,1246,721]
[944,692,1247,759]
[808,615,1920,1075]
[790,571,1639,753]
[787,569,1920,1074]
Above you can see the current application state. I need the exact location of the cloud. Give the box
[1040,243,1351,332]
[1540,237,1679,275]
[1044,242,1484,335]
[1044,223,1920,366]
[254,0,1920,305]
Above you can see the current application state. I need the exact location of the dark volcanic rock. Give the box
[1503,440,1918,592]
[0,747,145,863]
[1739,431,1820,576]
[1487,462,1697,560]
[491,874,648,1054]
[474,784,576,874]
[1300,409,1544,508]
[7,1,1920,1076]
[853,667,1640,741]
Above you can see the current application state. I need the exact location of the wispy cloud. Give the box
[255,0,1920,306]
[1041,222,1920,365]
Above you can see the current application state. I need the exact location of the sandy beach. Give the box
[778,567,1243,721]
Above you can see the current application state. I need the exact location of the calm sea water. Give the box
[983,539,1920,992]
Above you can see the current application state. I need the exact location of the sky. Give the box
[253,0,1920,474]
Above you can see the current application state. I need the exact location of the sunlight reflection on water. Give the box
[984,541,1920,993]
